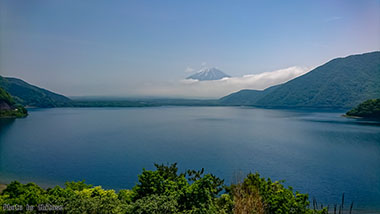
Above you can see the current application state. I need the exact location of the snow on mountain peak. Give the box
[186,67,230,81]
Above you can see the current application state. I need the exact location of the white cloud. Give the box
[137,66,311,98]
[185,67,195,73]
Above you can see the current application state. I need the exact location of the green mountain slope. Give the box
[0,76,72,107]
[0,87,28,118]
[219,85,281,106]
[220,51,380,108]
[0,87,15,106]
[346,98,380,119]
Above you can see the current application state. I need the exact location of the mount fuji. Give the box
[186,67,230,81]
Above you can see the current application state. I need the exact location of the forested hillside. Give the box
[0,76,72,108]
[346,98,380,119]
[221,52,380,108]
[0,87,27,118]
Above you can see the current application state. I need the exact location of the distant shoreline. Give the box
[343,114,380,122]
[342,114,362,119]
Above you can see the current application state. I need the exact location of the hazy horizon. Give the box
[1,0,379,98]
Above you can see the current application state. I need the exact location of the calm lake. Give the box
[1,107,379,212]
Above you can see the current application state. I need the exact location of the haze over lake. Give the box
[1,107,379,211]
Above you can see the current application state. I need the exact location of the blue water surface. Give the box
[0,107,379,212]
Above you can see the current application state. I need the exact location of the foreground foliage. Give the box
[0,164,327,213]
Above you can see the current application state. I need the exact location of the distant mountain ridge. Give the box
[0,76,72,107]
[2,51,379,109]
[220,51,380,108]
[187,67,230,81]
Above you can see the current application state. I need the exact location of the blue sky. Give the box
[1,0,379,97]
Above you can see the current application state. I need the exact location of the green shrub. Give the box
[0,164,328,214]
